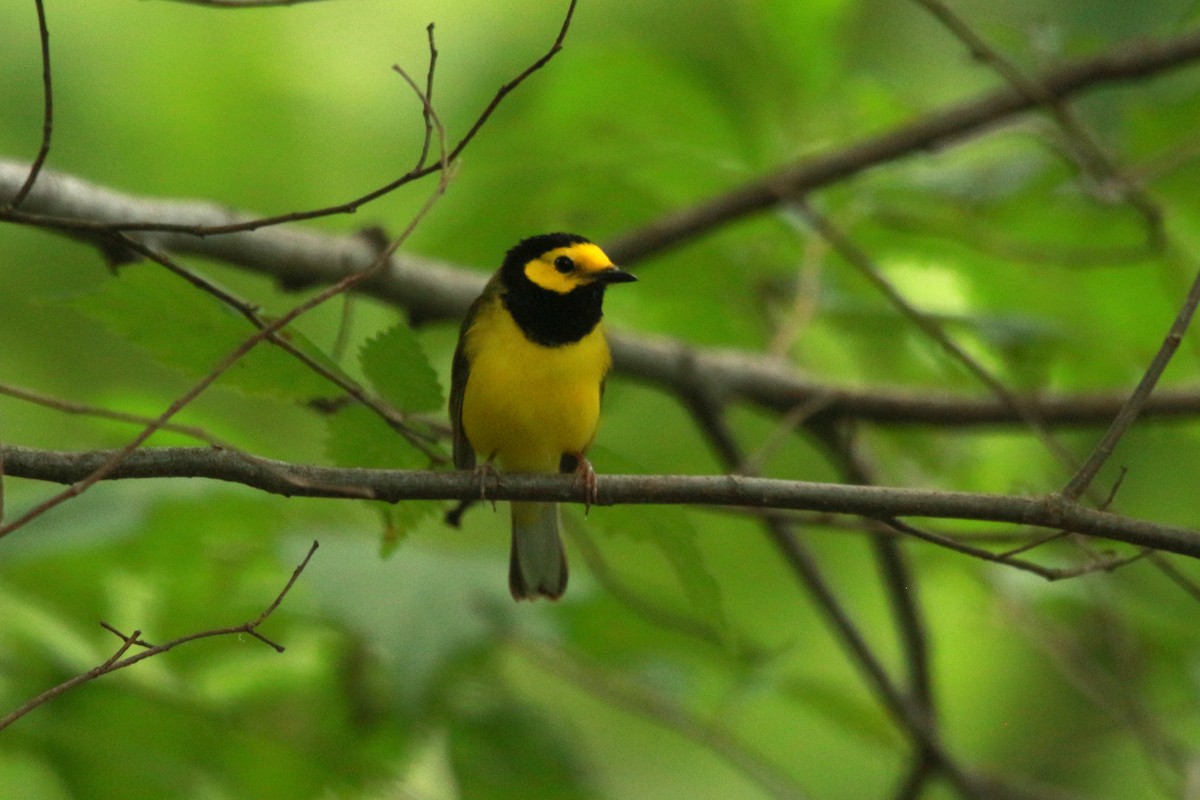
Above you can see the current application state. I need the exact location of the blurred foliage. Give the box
[3,0,1200,798]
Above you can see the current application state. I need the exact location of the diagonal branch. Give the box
[679,385,975,796]
[603,28,1200,264]
[1062,259,1200,499]
[0,382,231,447]
[4,0,52,211]
[8,162,1200,433]
[909,0,1165,251]
[0,158,451,541]
[14,1,578,237]
[899,0,1200,505]
[797,201,1080,476]
[0,540,319,732]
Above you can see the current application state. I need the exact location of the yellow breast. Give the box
[461,299,611,473]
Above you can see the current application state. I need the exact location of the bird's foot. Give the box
[570,454,598,514]
[475,457,500,510]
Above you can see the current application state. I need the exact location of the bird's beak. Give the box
[593,265,638,285]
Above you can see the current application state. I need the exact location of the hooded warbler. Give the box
[450,233,636,600]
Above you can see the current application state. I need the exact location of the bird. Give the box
[449,233,636,600]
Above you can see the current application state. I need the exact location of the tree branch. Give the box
[604,27,1200,264]
[7,161,1200,432]
[3,0,52,211]
[0,540,319,732]
[3,444,1198,560]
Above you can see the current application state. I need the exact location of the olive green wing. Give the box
[450,276,502,471]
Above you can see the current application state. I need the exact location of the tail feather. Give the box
[509,501,567,600]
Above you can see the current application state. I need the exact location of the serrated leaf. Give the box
[324,403,436,469]
[596,503,727,633]
[586,450,727,635]
[69,267,340,401]
[359,321,444,413]
[378,500,443,558]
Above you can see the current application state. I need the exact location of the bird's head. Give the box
[501,233,637,295]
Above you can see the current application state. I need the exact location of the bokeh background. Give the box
[2,1,1200,798]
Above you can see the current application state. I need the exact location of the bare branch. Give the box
[909,0,1165,251]
[1063,259,1200,499]
[3,0,53,210]
[5,444,1196,560]
[798,201,1081,477]
[0,541,319,731]
[603,28,1200,264]
[0,381,231,447]
[9,161,1200,434]
[6,1,578,237]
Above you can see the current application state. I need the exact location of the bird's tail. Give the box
[509,501,567,600]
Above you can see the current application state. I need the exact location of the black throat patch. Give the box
[503,281,606,347]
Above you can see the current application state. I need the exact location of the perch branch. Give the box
[4,444,1198,559]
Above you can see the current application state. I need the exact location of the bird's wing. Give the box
[450,277,502,470]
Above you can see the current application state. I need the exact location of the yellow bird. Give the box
[450,233,636,600]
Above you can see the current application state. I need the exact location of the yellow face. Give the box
[522,243,619,295]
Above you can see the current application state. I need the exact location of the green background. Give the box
[2,0,1200,798]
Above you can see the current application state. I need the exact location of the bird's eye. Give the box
[553,255,574,273]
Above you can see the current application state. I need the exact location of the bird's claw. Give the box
[571,455,598,514]
[475,459,499,511]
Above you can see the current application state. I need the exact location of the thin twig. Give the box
[797,201,1084,480]
[0,147,451,541]
[42,0,578,237]
[413,23,439,172]
[1063,260,1200,499]
[909,0,1165,252]
[112,235,442,458]
[0,541,319,731]
[5,0,52,210]
[603,28,1200,265]
[0,381,231,447]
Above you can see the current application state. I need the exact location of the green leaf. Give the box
[68,267,342,401]
[359,320,444,413]
[596,503,727,634]
[378,500,444,558]
[586,449,728,636]
[324,402,436,469]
